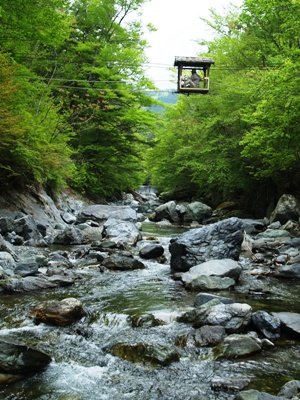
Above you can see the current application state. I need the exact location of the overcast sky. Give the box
[139,0,242,89]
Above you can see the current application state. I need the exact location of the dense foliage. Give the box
[148,0,300,209]
[0,0,154,196]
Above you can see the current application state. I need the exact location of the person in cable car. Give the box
[182,68,201,88]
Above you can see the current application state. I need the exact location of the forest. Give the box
[0,0,299,212]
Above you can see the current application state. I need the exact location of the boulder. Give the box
[282,220,300,237]
[256,229,291,239]
[102,254,145,271]
[179,301,252,332]
[194,325,225,346]
[240,219,266,234]
[31,298,85,326]
[150,201,180,223]
[0,340,51,384]
[181,259,241,290]
[77,205,137,224]
[194,293,234,308]
[13,215,44,241]
[182,259,242,282]
[270,194,300,224]
[0,251,16,273]
[275,264,300,279]
[103,218,142,245]
[81,226,103,243]
[0,217,14,235]
[15,259,39,277]
[272,312,300,337]
[169,217,243,272]
[183,275,236,291]
[0,234,18,260]
[237,389,285,400]
[109,342,179,365]
[215,333,262,359]
[130,314,165,328]
[3,275,74,293]
[278,380,300,398]
[252,311,281,340]
[61,212,76,224]
[139,244,164,259]
[53,227,84,245]
[182,201,212,223]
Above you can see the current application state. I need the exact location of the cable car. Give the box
[174,56,215,94]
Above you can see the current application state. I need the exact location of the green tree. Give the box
[50,0,155,197]
[148,0,300,210]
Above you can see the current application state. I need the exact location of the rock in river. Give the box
[77,204,137,224]
[139,243,164,259]
[181,259,242,290]
[103,218,142,246]
[179,301,252,332]
[237,389,285,400]
[102,254,145,271]
[0,339,51,384]
[109,342,179,365]
[272,312,300,337]
[252,311,281,340]
[31,298,85,326]
[215,333,262,359]
[169,217,243,272]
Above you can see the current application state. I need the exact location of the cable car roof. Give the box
[174,56,215,67]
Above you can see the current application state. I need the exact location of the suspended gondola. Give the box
[174,56,215,94]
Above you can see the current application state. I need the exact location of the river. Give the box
[0,221,299,399]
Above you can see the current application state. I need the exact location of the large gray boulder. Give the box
[109,342,179,366]
[194,325,225,347]
[103,218,142,245]
[183,275,236,291]
[3,275,74,293]
[272,312,300,337]
[102,254,145,271]
[278,380,300,398]
[53,226,84,245]
[0,340,51,384]
[0,251,16,273]
[139,244,164,259]
[150,201,180,223]
[275,264,300,279]
[15,259,39,277]
[215,333,262,359]
[182,201,212,223]
[252,311,281,340]
[169,217,243,272]
[0,235,18,260]
[77,205,137,224]
[179,301,252,332]
[237,390,285,400]
[194,293,234,307]
[13,215,45,242]
[182,259,241,283]
[270,194,300,224]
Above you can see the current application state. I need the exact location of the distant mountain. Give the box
[148,91,178,113]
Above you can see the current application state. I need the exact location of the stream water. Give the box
[0,222,299,399]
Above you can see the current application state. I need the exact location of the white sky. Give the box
[139,0,242,89]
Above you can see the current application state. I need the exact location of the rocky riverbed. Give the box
[0,189,299,399]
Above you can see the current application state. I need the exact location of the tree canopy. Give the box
[148,0,300,212]
[0,0,299,208]
[0,0,155,196]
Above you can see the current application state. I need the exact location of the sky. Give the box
[139,0,242,90]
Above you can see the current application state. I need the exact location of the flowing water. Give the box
[0,222,299,399]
